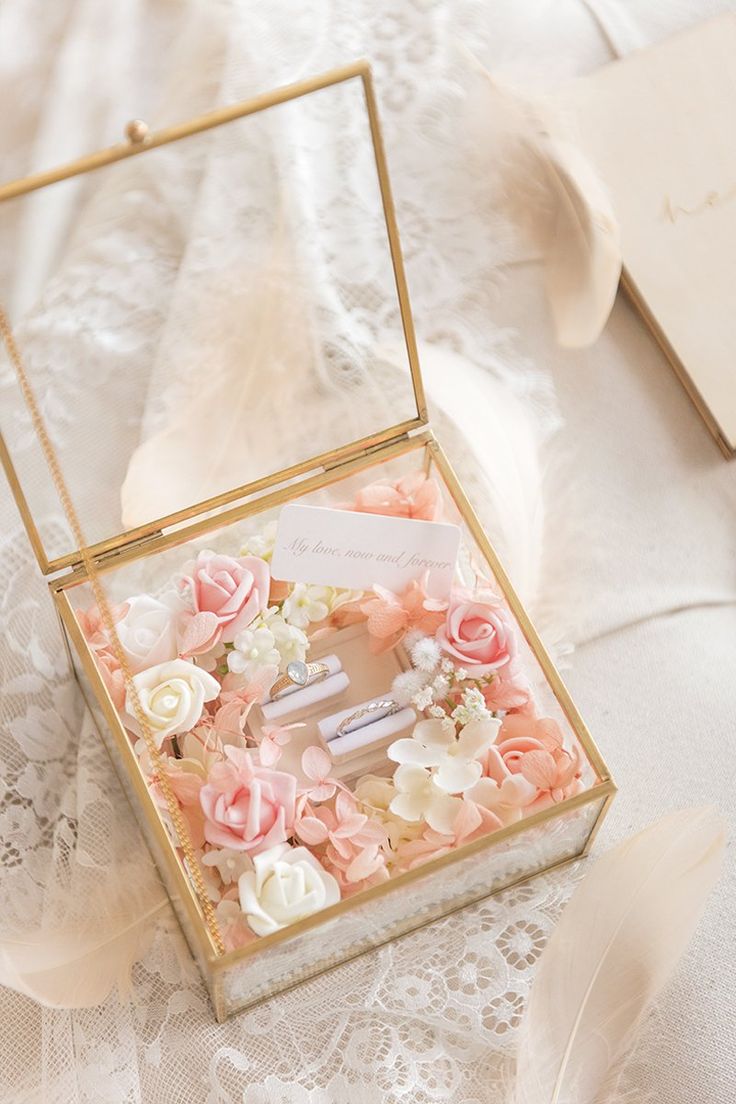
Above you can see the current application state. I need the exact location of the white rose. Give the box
[124,658,220,747]
[117,594,182,673]
[238,842,340,936]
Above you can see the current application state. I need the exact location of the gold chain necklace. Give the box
[0,305,225,955]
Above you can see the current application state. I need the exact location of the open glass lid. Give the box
[0,62,426,574]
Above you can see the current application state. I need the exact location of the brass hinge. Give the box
[322,432,411,472]
[66,529,165,574]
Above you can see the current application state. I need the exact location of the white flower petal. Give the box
[414,718,456,750]
[387,738,441,767]
[393,763,433,793]
[456,718,500,760]
[425,790,463,835]
[434,757,482,794]
[466,777,503,809]
[389,792,427,823]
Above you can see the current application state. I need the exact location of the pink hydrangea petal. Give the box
[331,813,368,839]
[345,847,382,883]
[301,745,331,782]
[452,798,482,840]
[520,749,559,790]
[295,815,330,845]
[306,782,337,803]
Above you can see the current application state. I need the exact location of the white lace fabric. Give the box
[0,1,731,1102]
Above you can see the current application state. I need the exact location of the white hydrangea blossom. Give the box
[267,612,309,667]
[389,764,463,835]
[388,717,501,798]
[202,848,253,886]
[281,584,331,629]
[240,520,278,562]
[227,623,280,677]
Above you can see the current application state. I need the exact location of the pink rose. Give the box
[178,551,270,656]
[437,593,517,675]
[199,746,296,853]
[347,472,441,522]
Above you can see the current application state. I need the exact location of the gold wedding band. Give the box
[335,699,401,738]
[270,660,330,701]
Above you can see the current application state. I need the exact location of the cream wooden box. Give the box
[0,62,614,1020]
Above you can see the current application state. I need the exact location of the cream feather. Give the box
[512,806,726,1104]
[120,234,403,531]
[468,66,621,348]
[411,341,547,618]
[0,876,168,1008]
[121,234,319,530]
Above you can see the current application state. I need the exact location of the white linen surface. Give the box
[0,2,734,1102]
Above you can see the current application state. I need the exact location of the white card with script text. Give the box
[271,504,460,597]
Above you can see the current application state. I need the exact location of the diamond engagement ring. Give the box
[270,660,330,701]
[335,699,401,738]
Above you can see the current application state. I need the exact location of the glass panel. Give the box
[59,438,611,1017]
[0,70,421,568]
[218,794,605,1017]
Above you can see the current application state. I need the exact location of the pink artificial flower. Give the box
[437,591,517,676]
[481,661,536,716]
[199,746,296,853]
[76,601,129,651]
[346,471,442,522]
[77,602,130,710]
[296,790,389,896]
[469,744,538,825]
[491,714,583,810]
[256,721,303,768]
[214,667,279,740]
[395,798,502,871]
[97,649,126,711]
[268,577,292,604]
[336,576,447,654]
[151,759,207,849]
[215,895,258,952]
[177,551,270,657]
[298,746,348,803]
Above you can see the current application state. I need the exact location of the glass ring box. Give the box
[0,62,614,1020]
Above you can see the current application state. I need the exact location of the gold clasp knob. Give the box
[124,119,149,145]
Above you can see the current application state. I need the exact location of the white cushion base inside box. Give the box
[318,700,417,763]
[260,664,347,722]
[245,623,412,784]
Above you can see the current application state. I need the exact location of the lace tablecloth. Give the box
[1,2,734,1101]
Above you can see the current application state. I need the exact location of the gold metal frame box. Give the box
[0,62,614,1020]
